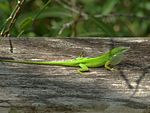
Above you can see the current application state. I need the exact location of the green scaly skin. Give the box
[0,47,130,72]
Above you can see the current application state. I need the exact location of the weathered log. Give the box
[0,38,149,113]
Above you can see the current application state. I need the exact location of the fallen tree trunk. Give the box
[0,38,149,113]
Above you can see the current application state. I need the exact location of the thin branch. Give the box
[0,0,25,53]
[1,0,25,37]
[55,0,88,20]
[94,13,150,20]
[56,0,84,37]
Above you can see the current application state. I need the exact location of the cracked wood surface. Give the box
[0,38,149,113]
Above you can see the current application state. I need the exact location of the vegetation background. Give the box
[0,0,150,37]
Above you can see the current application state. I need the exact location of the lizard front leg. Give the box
[104,61,116,71]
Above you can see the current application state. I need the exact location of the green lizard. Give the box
[0,47,129,72]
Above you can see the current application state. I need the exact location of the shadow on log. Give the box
[0,38,149,113]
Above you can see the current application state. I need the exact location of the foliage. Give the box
[0,0,150,37]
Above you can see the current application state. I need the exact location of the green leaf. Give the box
[19,17,33,31]
[101,0,119,15]
[0,1,10,14]
[89,16,117,36]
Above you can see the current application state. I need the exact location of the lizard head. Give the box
[109,46,130,55]
[107,46,130,66]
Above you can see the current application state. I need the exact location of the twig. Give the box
[55,0,88,20]
[94,13,150,20]
[56,0,84,37]
[1,0,25,37]
[0,0,25,53]
[58,21,74,36]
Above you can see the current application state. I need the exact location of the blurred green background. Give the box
[0,0,150,37]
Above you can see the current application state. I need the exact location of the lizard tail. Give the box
[0,59,76,66]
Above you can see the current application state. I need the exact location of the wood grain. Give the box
[0,38,149,113]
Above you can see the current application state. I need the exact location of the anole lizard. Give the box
[0,47,129,72]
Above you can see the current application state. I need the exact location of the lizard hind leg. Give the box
[78,63,89,73]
